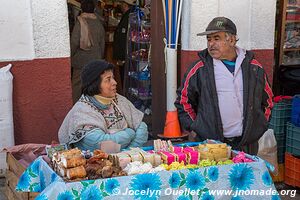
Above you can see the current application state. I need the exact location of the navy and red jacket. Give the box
[175,48,273,147]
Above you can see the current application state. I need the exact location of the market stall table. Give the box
[15,150,280,200]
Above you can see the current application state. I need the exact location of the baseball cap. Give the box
[197,17,237,36]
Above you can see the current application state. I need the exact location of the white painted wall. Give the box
[0,0,35,61]
[31,0,70,58]
[181,0,277,51]
[0,0,70,62]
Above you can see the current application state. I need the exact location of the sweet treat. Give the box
[66,165,87,180]
[199,159,216,167]
[232,152,253,163]
[199,150,214,161]
[154,139,173,151]
[184,150,200,165]
[93,149,109,159]
[102,166,113,178]
[153,153,162,166]
[160,162,199,171]
[170,146,183,153]
[109,153,132,169]
[217,160,234,165]
[183,147,196,152]
[159,151,176,165]
[57,164,67,177]
[174,152,187,164]
[59,148,82,159]
[139,150,154,164]
[61,156,86,169]
[147,151,163,167]
[124,161,153,175]
[128,151,143,162]
[198,143,229,161]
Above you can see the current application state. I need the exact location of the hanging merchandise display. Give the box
[0,64,15,175]
[125,2,152,120]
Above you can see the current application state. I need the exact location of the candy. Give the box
[159,151,176,165]
[232,152,253,163]
[217,160,234,165]
[199,159,216,167]
[174,152,187,164]
[170,146,183,153]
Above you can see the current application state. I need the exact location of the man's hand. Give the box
[188,131,198,142]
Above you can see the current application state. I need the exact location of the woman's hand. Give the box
[129,122,148,147]
[73,128,136,151]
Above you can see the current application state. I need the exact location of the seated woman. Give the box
[58,60,148,151]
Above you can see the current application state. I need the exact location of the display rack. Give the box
[278,0,300,65]
[124,9,152,124]
[273,0,300,95]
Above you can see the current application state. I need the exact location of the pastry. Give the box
[102,166,113,178]
[61,156,86,169]
[66,165,87,180]
[60,148,81,159]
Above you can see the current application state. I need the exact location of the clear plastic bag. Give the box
[257,129,279,175]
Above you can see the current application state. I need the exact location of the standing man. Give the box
[70,0,105,103]
[175,17,273,155]
[113,0,136,89]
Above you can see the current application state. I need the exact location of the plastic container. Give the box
[274,134,286,164]
[284,153,300,187]
[291,95,300,127]
[286,122,300,156]
[269,99,292,134]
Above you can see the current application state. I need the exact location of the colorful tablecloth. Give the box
[16,155,280,200]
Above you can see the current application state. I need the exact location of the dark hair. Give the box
[81,60,114,96]
[81,0,95,13]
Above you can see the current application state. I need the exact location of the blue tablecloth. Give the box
[16,155,280,200]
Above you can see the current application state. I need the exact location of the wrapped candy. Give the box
[183,147,195,152]
[160,161,185,171]
[217,160,234,165]
[199,159,216,167]
[170,146,183,153]
[159,151,176,165]
[185,164,199,169]
[174,152,187,164]
[183,148,200,165]
[232,152,253,163]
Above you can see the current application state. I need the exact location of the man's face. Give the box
[121,2,129,13]
[206,32,235,60]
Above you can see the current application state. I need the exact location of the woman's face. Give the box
[99,70,117,98]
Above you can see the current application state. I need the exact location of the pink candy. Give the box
[174,152,187,164]
[171,146,183,153]
[232,152,253,163]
